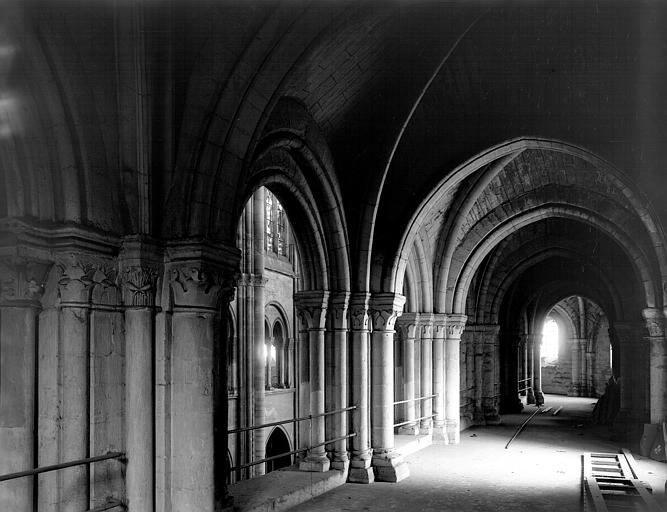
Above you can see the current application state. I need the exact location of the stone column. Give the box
[584,341,595,397]
[525,335,536,404]
[473,324,501,425]
[369,293,408,482]
[521,336,528,397]
[613,321,649,434]
[444,314,466,444]
[569,338,586,396]
[643,308,667,424]
[432,314,447,440]
[54,254,96,512]
[119,239,160,512]
[499,332,523,413]
[297,319,310,455]
[251,189,267,476]
[329,292,350,470]
[348,294,374,484]
[296,291,330,472]
[418,313,434,434]
[530,334,544,405]
[167,242,238,511]
[0,258,50,511]
[396,313,419,435]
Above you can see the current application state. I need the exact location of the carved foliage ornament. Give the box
[170,264,235,309]
[120,265,159,307]
[370,307,402,331]
[349,304,369,330]
[0,257,51,303]
[397,321,418,340]
[56,255,117,303]
[421,323,433,338]
[296,303,327,330]
[445,315,467,339]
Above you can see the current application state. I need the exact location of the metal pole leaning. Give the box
[505,406,542,449]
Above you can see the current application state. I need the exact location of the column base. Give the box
[500,395,524,414]
[526,389,536,404]
[330,456,350,471]
[445,420,459,444]
[482,399,501,425]
[419,421,432,435]
[372,451,409,483]
[299,454,330,472]
[534,391,544,406]
[348,466,375,484]
[348,454,374,484]
[432,423,446,441]
[398,424,420,436]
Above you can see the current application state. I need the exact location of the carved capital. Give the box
[445,313,467,339]
[329,291,350,330]
[369,293,405,332]
[397,312,419,340]
[0,257,52,305]
[432,313,447,339]
[295,290,329,330]
[119,235,163,307]
[642,308,665,338]
[166,239,240,310]
[349,305,369,330]
[419,313,434,338]
[120,265,160,307]
[249,274,268,288]
[169,264,227,310]
[56,253,117,304]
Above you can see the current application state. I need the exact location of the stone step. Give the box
[394,433,433,457]
[228,466,348,512]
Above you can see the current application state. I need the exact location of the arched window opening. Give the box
[265,320,276,390]
[265,428,292,473]
[264,189,289,258]
[272,322,285,388]
[541,317,559,365]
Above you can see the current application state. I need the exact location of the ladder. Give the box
[583,449,662,511]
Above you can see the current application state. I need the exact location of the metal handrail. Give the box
[393,413,436,428]
[229,433,357,471]
[0,452,125,483]
[393,394,437,406]
[227,406,356,435]
[518,386,533,393]
[518,378,531,383]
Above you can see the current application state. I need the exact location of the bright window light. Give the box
[541,317,559,363]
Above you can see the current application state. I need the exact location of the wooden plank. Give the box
[616,452,635,480]
[584,475,610,512]
[628,479,663,512]
[584,450,663,512]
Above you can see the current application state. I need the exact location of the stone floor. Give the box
[287,395,667,512]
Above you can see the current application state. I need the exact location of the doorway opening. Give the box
[265,427,292,473]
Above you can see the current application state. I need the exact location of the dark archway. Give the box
[265,428,292,473]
